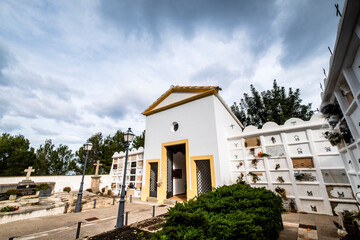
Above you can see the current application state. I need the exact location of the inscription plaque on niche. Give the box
[266,146,285,157]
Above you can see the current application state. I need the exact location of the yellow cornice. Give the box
[142,88,218,116]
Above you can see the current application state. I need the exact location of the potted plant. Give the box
[6,189,18,200]
[277,176,285,183]
[323,131,343,146]
[251,159,259,169]
[258,152,271,158]
[275,186,288,200]
[247,172,260,183]
[37,183,51,197]
[289,199,297,213]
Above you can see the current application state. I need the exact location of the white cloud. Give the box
[0,0,341,151]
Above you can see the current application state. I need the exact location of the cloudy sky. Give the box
[0,0,344,151]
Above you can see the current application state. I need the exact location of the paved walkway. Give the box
[1,200,170,240]
[1,201,340,240]
[280,213,339,240]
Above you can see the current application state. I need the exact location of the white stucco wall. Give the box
[213,95,243,186]
[143,95,221,191]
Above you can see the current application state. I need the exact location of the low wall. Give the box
[0,175,111,193]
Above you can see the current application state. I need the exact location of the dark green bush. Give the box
[86,188,92,192]
[63,187,71,192]
[152,183,283,240]
[6,189,18,196]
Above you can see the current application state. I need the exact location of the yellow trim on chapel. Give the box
[142,86,220,116]
[141,159,160,202]
[141,140,216,203]
[159,139,190,203]
[189,155,216,199]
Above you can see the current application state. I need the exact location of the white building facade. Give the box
[110,147,144,196]
[133,85,358,215]
[229,115,357,215]
[321,0,360,204]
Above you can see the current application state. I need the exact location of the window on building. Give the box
[130,169,136,174]
[113,164,117,169]
[130,176,135,181]
[131,162,136,168]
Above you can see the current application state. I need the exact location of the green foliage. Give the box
[63,187,71,192]
[1,205,19,212]
[6,189,18,196]
[1,129,144,176]
[132,130,145,149]
[73,130,128,175]
[152,184,283,240]
[36,183,49,191]
[0,133,36,176]
[231,80,313,128]
[35,139,74,175]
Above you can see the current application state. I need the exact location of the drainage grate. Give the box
[85,217,99,222]
[299,224,316,230]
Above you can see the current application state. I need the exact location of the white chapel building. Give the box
[112,85,356,215]
[140,86,243,203]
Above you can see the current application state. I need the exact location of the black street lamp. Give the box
[75,141,93,213]
[116,128,135,228]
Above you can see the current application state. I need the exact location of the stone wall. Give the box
[0,175,111,193]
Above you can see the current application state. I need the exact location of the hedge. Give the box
[152,183,283,240]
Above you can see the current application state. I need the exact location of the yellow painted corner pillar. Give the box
[189,155,216,199]
[141,159,160,202]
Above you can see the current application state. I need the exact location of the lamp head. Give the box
[124,128,135,144]
[84,141,93,151]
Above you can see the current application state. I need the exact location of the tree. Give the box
[73,130,128,175]
[231,80,313,128]
[0,133,37,176]
[35,139,74,175]
[132,130,145,149]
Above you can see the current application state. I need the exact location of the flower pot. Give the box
[9,195,17,201]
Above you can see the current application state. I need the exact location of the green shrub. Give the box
[1,205,19,212]
[152,183,283,240]
[63,187,71,192]
[6,189,18,196]
[36,184,49,191]
[101,187,105,193]
[86,188,92,192]
[107,189,112,195]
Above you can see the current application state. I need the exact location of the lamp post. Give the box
[75,141,93,213]
[116,128,135,228]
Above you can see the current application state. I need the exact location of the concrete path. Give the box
[1,202,340,240]
[280,213,339,240]
[1,200,170,240]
